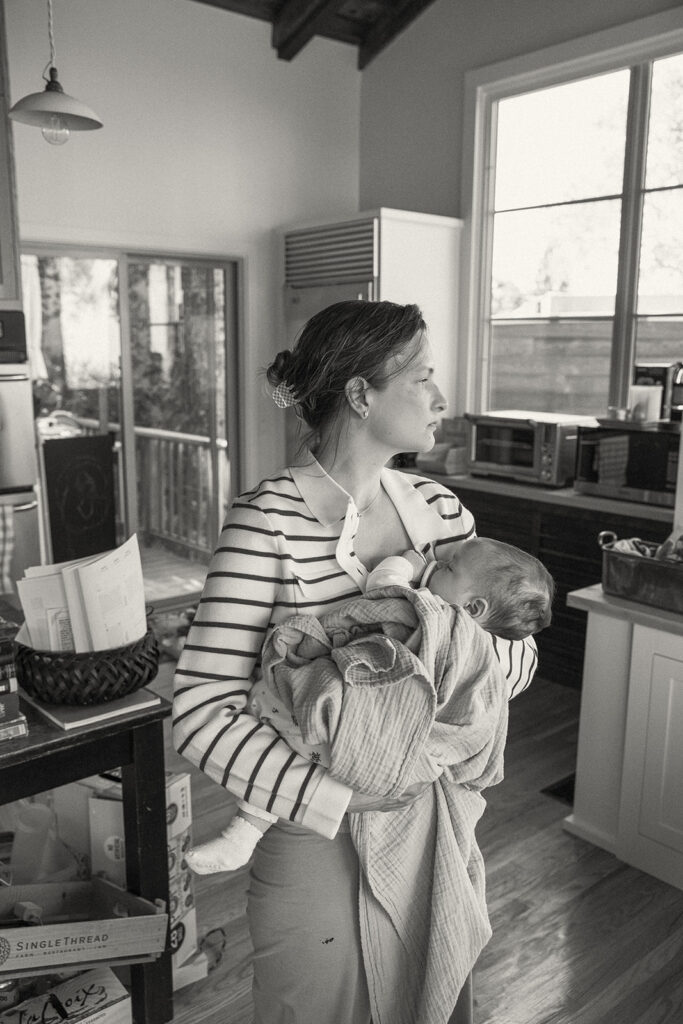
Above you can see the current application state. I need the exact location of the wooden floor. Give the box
[151,664,683,1024]
[141,543,208,612]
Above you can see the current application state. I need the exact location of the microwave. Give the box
[574,422,679,507]
[464,411,599,488]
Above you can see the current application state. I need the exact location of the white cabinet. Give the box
[0,0,22,308]
[565,585,683,891]
[619,625,683,879]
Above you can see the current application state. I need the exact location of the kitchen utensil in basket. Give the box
[14,626,160,706]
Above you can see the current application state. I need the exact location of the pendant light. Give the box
[9,0,103,145]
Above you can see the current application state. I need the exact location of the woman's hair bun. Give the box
[267,349,294,386]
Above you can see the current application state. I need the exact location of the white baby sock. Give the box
[185,816,264,874]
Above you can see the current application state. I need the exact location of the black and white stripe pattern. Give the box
[172,466,537,837]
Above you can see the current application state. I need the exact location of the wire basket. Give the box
[14,627,160,706]
[598,532,683,614]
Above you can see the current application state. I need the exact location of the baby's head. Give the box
[428,538,554,641]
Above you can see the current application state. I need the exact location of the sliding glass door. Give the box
[21,248,241,607]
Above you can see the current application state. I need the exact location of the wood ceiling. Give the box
[190,0,438,68]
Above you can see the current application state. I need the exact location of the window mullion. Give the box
[118,254,139,536]
[610,62,652,411]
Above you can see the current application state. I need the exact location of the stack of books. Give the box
[0,603,28,741]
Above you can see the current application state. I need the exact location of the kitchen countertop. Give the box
[418,471,673,523]
[567,582,683,636]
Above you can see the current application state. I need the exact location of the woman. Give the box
[172,300,537,1024]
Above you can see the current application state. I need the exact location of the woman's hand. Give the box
[347,781,431,813]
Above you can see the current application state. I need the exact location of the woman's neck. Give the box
[315,437,388,511]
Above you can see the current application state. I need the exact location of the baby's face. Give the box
[429,538,492,607]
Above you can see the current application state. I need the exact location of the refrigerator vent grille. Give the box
[285,219,377,286]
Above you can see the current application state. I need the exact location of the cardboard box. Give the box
[167,825,192,879]
[168,861,194,926]
[0,878,167,976]
[89,773,194,891]
[165,773,192,840]
[89,797,126,889]
[51,777,126,881]
[169,906,197,970]
[0,966,131,1024]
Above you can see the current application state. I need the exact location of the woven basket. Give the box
[14,627,160,706]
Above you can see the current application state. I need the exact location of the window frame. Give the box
[458,8,683,416]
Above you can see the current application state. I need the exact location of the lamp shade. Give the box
[9,69,102,131]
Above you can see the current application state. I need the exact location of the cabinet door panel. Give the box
[639,650,683,850]
[619,624,683,888]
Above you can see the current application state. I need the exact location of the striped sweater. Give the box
[172,460,538,838]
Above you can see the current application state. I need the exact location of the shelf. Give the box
[0,699,173,1024]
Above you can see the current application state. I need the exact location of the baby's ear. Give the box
[464,597,488,620]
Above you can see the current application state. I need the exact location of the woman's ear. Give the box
[463,597,488,620]
[345,376,369,418]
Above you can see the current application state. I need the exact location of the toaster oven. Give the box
[464,410,599,488]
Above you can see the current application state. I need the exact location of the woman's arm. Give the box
[488,632,538,697]
[172,499,352,838]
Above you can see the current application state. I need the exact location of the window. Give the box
[22,248,242,606]
[460,13,683,417]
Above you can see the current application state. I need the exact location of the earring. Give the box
[362,409,369,419]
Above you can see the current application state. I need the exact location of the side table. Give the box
[0,697,173,1024]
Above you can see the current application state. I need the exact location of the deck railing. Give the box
[79,418,230,560]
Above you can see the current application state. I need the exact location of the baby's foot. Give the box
[185,817,263,874]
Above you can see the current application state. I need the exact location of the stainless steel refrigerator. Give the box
[0,368,42,592]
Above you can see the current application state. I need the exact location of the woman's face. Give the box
[366,333,447,455]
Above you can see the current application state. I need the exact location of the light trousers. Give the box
[247,821,474,1024]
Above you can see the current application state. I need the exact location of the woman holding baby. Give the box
[172,300,538,1024]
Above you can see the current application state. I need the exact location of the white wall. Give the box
[5,0,361,487]
[359,0,683,216]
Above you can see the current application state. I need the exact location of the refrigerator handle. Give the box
[0,373,30,382]
[12,500,38,513]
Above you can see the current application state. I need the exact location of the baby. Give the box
[186,537,554,874]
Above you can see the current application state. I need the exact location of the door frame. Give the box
[21,242,245,542]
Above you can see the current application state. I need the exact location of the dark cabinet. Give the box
[445,479,672,688]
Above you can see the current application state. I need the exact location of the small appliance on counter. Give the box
[573,419,679,507]
[464,410,599,487]
[633,361,683,421]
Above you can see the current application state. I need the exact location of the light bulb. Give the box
[41,114,70,145]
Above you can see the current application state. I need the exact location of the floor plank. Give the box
[152,664,683,1024]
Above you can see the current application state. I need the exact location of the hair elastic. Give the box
[272,381,298,408]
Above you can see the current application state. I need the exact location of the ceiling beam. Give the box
[189,0,275,22]
[357,0,438,69]
[273,0,348,61]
